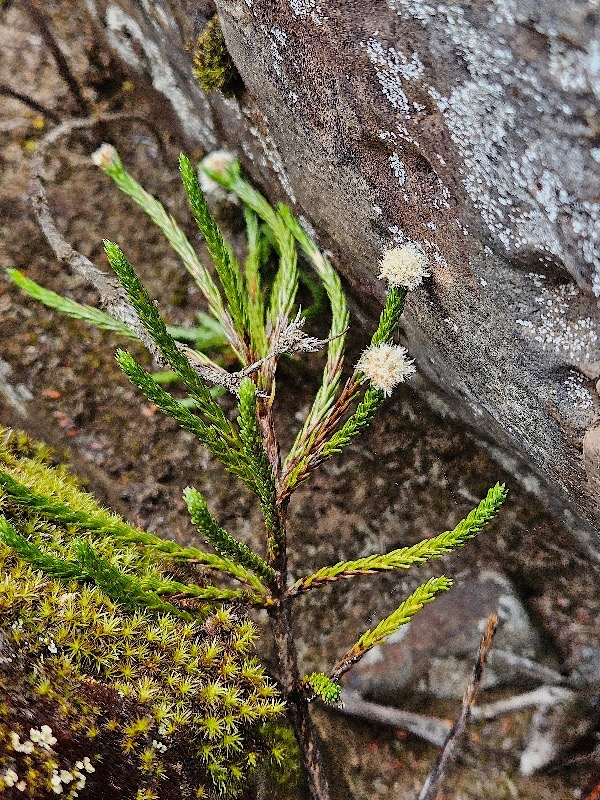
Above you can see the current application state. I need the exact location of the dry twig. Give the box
[0,83,61,123]
[472,685,574,722]
[21,0,90,114]
[417,612,499,800]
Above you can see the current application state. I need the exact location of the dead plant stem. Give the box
[417,613,499,800]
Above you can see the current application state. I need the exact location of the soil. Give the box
[0,3,598,799]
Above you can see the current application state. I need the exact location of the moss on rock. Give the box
[0,427,282,798]
[193,16,240,96]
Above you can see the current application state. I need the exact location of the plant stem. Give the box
[22,0,91,114]
[257,361,329,798]
[0,83,61,122]
[269,599,331,800]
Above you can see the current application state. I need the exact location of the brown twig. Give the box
[21,0,90,114]
[471,685,574,721]
[269,601,331,800]
[0,83,61,123]
[417,613,499,800]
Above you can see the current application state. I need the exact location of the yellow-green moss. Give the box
[192,16,240,96]
[0,427,283,798]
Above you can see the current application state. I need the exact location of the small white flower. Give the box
[198,149,237,200]
[16,780,26,791]
[378,244,429,290]
[4,769,18,787]
[50,771,63,794]
[356,343,416,396]
[10,731,34,753]
[91,143,119,170]
[30,724,57,749]
[47,640,58,654]
[81,757,95,774]
[152,739,167,753]
[74,772,87,790]
[59,770,74,784]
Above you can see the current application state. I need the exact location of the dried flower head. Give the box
[274,312,327,355]
[91,143,119,171]
[378,244,429,290]
[199,149,237,198]
[356,343,416,396]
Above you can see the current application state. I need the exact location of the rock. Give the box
[344,572,545,702]
[520,690,600,775]
[46,3,600,541]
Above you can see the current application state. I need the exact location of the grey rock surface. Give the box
[343,571,546,701]
[65,2,600,538]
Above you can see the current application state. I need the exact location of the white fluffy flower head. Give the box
[91,143,118,170]
[357,343,416,396]
[378,244,429,290]
[199,149,237,198]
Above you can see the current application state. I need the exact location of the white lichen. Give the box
[365,39,424,115]
[246,114,297,203]
[381,0,600,293]
[389,152,406,185]
[289,0,323,23]
[379,243,430,289]
[357,343,416,395]
[10,731,34,754]
[50,771,63,795]
[74,757,95,774]
[515,273,599,361]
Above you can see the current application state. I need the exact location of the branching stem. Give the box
[269,599,331,800]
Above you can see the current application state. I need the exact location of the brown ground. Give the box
[0,3,598,799]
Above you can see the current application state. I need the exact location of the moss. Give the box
[0,427,283,798]
[192,16,240,96]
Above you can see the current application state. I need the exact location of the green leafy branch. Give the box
[302,673,342,705]
[179,154,250,350]
[290,484,507,594]
[236,378,280,553]
[0,516,83,580]
[330,577,453,682]
[184,485,275,584]
[72,538,195,618]
[277,206,348,460]
[280,285,409,497]
[104,241,232,426]
[7,269,230,352]
[93,144,231,340]
[200,159,299,371]
[0,470,266,592]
